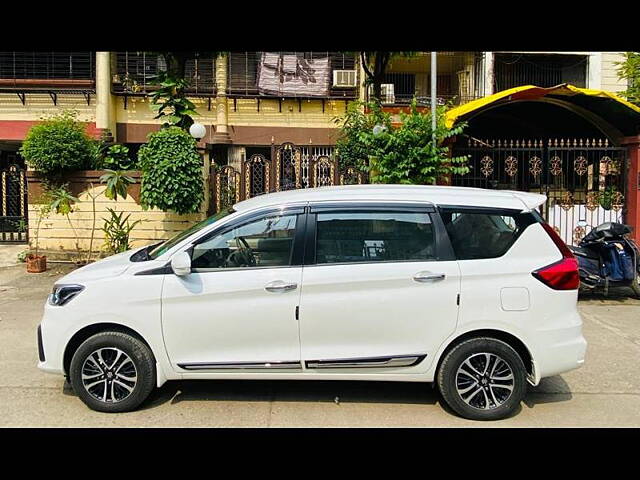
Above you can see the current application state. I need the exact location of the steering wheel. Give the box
[224,236,256,268]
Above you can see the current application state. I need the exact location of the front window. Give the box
[147,208,234,260]
[190,213,298,271]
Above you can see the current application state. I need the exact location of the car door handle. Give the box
[413,271,446,283]
[264,280,298,293]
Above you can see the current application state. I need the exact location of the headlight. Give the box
[48,284,85,306]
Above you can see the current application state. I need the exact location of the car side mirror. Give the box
[171,252,192,276]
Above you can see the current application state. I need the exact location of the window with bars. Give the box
[0,52,95,83]
[112,52,216,95]
[227,52,358,98]
[494,53,588,91]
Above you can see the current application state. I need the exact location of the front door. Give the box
[298,206,460,370]
[161,209,304,370]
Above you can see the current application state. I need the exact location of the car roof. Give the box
[233,184,546,213]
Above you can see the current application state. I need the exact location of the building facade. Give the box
[0,51,636,250]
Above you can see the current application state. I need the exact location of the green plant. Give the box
[102,144,136,170]
[616,52,640,105]
[19,110,95,178]
[100,170,136,201]
[48,185,82,259]
[138,127,204,214]
[334,100,391,171]
[334,100,469,184]
[32,201,52,258]
[599,186,619,210]
[17,250,28,263]
[147,51,226,131]
[102,208,142,254]
[150,72,199,130]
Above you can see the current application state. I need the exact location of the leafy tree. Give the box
[334,100,469,185]
[20,110,95,177]
[138,127,204,214]
[149,51,226,130]
[617,52,640,105]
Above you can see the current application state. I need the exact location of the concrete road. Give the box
[1,261,639,427]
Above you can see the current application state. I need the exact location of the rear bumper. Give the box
[531,320,587,384]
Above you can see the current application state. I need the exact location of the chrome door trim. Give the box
[305,354,426,369]
[178,361,303,371]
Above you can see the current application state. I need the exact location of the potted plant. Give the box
[27,203,51,273]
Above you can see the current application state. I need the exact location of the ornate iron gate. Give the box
[0,166,28,243]
[210,143,368,214]
[452,138,627,245]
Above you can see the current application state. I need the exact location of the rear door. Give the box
[297,204,460,371]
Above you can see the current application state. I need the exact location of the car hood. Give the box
[56,247,146,284]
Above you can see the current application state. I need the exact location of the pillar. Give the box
[95,52,114,142]
[621,135,640,243]
[212,54,232,145]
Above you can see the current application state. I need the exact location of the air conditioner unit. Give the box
[380,84,395,104]
[368,83,395,104]
[332,70,357,88]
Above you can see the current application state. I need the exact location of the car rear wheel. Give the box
[69,331,156,413]
[437,337,527,421]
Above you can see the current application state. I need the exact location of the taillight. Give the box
[532,222,580,290]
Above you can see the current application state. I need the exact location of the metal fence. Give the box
[452,137,627,245]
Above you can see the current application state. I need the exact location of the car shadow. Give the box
[523,375,573,408]
[140,379,442,410]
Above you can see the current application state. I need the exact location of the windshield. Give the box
[148,207,235,260]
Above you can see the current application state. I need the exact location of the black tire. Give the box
[69,331,156,413]
[437,337,527,421]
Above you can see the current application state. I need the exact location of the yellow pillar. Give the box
[96,51,114,142]
[212,54,232,144]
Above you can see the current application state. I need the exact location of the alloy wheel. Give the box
[455,352,514,410]
[81,347,138,403]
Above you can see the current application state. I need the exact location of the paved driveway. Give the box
[1,262,639,427]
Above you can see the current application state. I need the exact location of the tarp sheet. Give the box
[257,53,330,97]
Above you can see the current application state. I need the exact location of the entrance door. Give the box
[161,209,305,370]
[1,164,28,243]
[298,206,460,370]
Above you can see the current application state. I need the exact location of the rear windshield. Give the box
[439,207,537,260]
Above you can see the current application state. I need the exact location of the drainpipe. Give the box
[95,52,114,142]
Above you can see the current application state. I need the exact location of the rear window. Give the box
[439,208,536,260]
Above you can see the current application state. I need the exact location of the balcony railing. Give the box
[112,52,216,96]
[0,52,95,89]
[228,52,358,99]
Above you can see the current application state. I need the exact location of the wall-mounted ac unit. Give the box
[332,70,357,88]
[368,84,396,104]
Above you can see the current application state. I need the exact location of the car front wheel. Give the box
[437,337,527,421]
[69,331,156,413]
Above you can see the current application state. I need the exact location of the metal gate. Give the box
[452,138,627,245]
[210,143,368,214]
[0,166,28,243]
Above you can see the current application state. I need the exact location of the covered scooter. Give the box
[568,222,640,297]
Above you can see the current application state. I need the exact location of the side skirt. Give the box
[305,354,426,369]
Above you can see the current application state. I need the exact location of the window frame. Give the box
[188,206,307,273]
[303,203,455,266]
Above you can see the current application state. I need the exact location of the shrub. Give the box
[102,144,136,170]
[138,127,203,214]
[20,111,95,176]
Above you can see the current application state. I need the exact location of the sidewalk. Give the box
[0,244,26,268]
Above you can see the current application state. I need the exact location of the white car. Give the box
[37,185,586,420]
